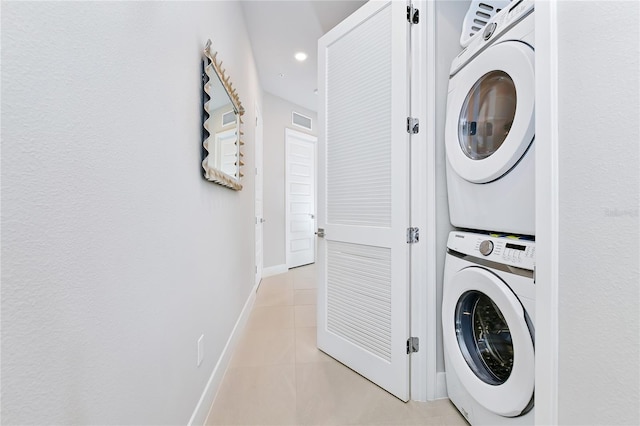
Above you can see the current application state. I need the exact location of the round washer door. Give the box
[445,41,534,183]
[442,266,534,417]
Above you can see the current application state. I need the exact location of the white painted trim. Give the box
[436,372,448,399]
[425,0,440,402]
[284,128,317,269]
[262,264,288,278]
[409,0,434,403]
[285,128,317,141]
[534,2,559,424]
[255,101,264,288]
[189,281,258,426]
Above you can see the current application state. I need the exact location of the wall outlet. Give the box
[197,334,204,367]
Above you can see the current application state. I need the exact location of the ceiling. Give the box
[241,1,367,112]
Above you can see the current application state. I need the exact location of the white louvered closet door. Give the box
[317,0,411,401]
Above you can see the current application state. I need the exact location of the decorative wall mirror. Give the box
[201,39,245,190]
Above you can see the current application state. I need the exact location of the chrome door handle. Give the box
[315,228,325,238]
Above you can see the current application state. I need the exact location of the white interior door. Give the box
[317,0,411,401]
[255,103,264,287]
[285,128,317,268]
[215,129,238,177]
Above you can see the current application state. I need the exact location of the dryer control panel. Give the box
[450,0,534,76]
[489,0,535,36]
[447,231,535,271]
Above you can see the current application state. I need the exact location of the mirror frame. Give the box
[201,39,245,190]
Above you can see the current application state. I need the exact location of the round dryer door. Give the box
[446,41,535,183]
[442,267,534,417]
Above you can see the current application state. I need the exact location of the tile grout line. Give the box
[293,271,301,425]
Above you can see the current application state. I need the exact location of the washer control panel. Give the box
[479,240,494,256]
[447,231,535,271]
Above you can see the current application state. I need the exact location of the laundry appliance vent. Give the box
[460,1,511,47]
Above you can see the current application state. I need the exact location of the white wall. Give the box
[433,0,469,376]
[1,2,261,424]
[555,1,639,424]
[262,92,317,269]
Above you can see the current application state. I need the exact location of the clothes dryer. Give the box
[442,231,535,425]
[445,0,535,235]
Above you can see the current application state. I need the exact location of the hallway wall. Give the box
[1,2,261,423]
[262,92,317,270]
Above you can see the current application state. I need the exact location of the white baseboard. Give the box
[188,282,258,425]
[262,264,288,278]
[435,372,448,399]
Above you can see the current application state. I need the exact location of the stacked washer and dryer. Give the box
[442,1,537,425]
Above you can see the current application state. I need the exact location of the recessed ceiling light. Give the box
[278,73,285,78]
[294,52,308,62]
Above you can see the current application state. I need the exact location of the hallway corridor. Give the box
[205,264,467,425]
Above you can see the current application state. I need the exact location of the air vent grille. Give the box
[222,110,236,126]
[292,112,312,131]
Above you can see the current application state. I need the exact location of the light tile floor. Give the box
[206,264,468,425]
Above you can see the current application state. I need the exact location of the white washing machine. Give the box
[445,0,535,236]
[442,231,535,425]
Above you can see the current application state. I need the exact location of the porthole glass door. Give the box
[442,266,535,416]
[445,41,535,183]
[459,71,517,161]
[455,290,514,385]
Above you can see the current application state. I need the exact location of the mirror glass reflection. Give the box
[206,71,239,178]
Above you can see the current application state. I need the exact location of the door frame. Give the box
[284,127,317,269]
[255,101,264,287]
[410,0,436,402]
[534,1,560,423]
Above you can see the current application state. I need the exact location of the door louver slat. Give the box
[327,241,392,362]
[326,6,392,228]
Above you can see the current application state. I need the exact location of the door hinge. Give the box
[407,117,419,134]
[407,5,419,24]
[255,265,257,274]
[407,337,419,354]
[407,227,419,244]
